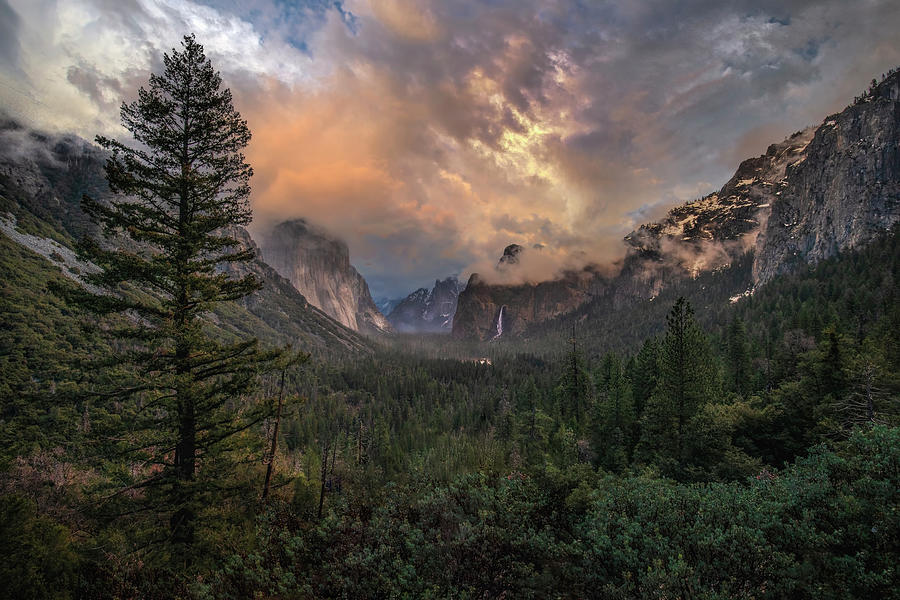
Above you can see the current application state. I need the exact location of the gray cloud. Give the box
[2,0,900,296]
[0,0,20,68]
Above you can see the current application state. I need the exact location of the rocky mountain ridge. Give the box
[452,69,900,341]
[625,127,815,272]
[386,276,466,333]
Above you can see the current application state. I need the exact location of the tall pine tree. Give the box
[630,337,659,418]
[726,317,751,396]
[637,297,718,477]
[554,326,593,426]
[74,35,279,557]
[591,352,634,472]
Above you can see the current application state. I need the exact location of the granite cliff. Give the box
[754,73,900,283]
[453,268,599,341]
[261,219,392,335]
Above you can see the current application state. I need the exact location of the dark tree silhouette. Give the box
[75,34,280,557]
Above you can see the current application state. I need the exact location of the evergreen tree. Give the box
[834,360,888,433]
[726,317,751,396]
[637,298,718,476]
[591,352,634,472]
[630,337,659,418]
[554,328,592,426]
[72,35,279,556]
[515,377,552,464]
[781,325,853,444]
[815,326,849,402]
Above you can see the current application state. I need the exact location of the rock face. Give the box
[498,244,525,267]
[754,73,900,283]
[220,227,372,354]
[261,219,392,335]
[453,69,900,340]
[452,269,598,340]
[387,276,466,333]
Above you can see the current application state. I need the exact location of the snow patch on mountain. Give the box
[387,276,466,333]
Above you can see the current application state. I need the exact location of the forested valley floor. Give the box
[1,221,898,598]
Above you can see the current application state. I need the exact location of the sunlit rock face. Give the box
[754,72,900,284]
[387,276,466,333]
[261,219,392,335]
[625,128,816,273]
[218,227,372,353]
[453,70,900,341]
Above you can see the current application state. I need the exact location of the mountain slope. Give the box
[0,121,371,357]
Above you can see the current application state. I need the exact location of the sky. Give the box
[1,0,899,298]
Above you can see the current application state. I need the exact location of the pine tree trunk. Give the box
[263,369,287,501]
[172,389,196,547]
[317,440,328,519]
[172,141,196,547]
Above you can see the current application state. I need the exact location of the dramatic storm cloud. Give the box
[2,0,899,296]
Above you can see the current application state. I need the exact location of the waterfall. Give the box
[490,305,505,341]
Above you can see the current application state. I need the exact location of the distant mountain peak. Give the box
[498,244,524,267]
[387,275,466,333]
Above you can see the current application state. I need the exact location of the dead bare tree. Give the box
[834,360,897,435]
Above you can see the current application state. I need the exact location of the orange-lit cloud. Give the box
[3,0,900,295]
